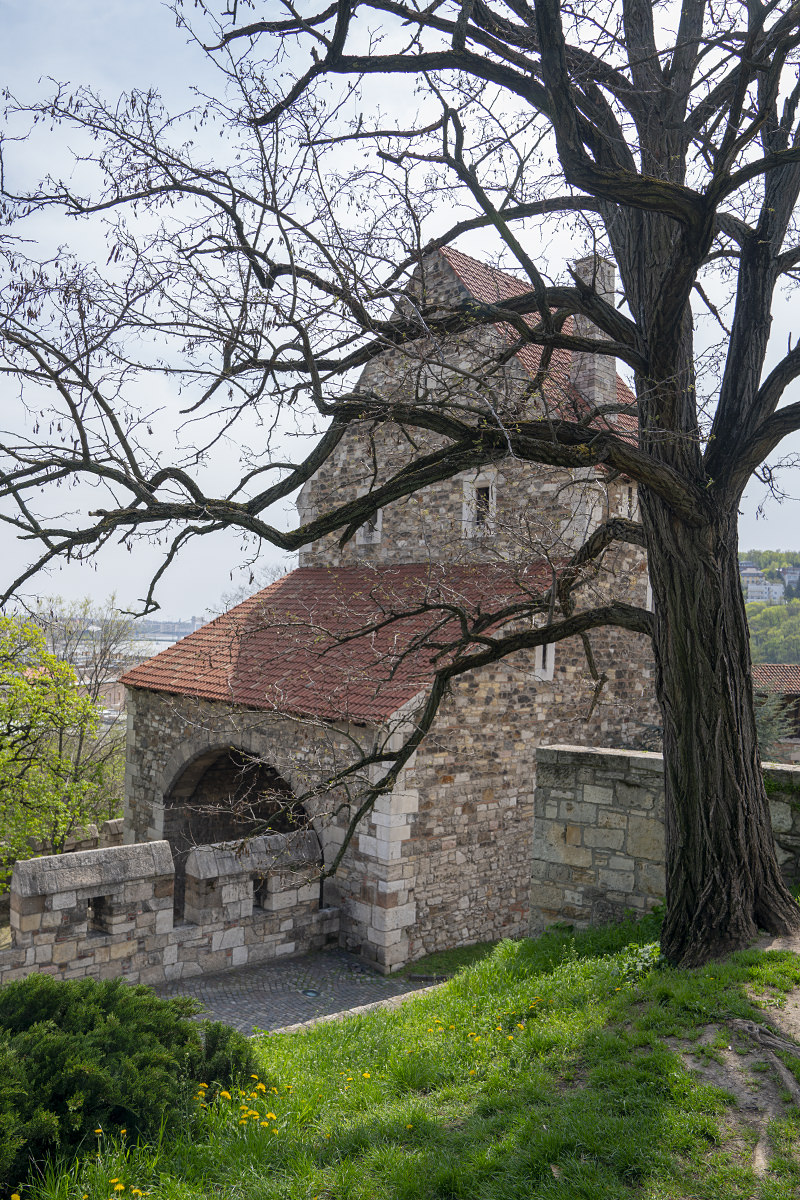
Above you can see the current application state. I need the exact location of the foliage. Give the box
[0,616,100,874]
[747,601,800,665]
[28,596,136,829]
[740,551,800,574]
[26,915,800,1200]
[0,974,257,1188]
[755,689,797,758]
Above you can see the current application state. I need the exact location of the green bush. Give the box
[0,974,257,1187]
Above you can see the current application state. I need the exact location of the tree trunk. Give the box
[642,491,800,965]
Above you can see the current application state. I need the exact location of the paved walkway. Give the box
[153,948,426,1035]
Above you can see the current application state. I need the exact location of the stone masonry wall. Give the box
[0,833,338,987]
[531,745,800,932]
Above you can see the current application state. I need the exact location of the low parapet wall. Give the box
[531,746,800,932]
[1,831,338,987]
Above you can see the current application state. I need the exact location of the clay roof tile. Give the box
[121,562,554,722]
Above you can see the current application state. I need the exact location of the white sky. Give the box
[1,1,799,620]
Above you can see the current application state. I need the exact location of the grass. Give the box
[25,912,800,1200]
[396,940,499,979]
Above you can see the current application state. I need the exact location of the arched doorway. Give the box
[164,746,304,915]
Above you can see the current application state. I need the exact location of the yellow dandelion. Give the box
[120,1128,127,1135]
[272,1126,279,1134]
[469,1069,476,1075]
[363,1072,371,1078]
[256,1082,266,1092]
[517,1023,524,1029]
[266,1112,277,1120]
[11,1194,21,1200]
[406,1124,413,1129]
[507,1035,514,1041]
[198,1082,208,1088]
[95,1127,103,1135]
[251,1074,259,1079]
[220,1090,232,1100]
[132,1192,143,1197]
[114,1185,126,1193]
[261,1121,270,1128]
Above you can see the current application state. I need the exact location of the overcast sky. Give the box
[2,1,799,621]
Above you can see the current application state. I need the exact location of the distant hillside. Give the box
[746,599,800,664]
[740,549,800,573]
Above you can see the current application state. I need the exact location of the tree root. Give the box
[729,1019,800,1107]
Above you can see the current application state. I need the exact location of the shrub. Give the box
[0,974,257,1187]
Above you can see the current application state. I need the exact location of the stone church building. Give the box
[121,248,660,972]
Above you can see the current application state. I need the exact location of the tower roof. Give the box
[438,246,637,436]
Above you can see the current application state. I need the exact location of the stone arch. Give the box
[162,742,307,916]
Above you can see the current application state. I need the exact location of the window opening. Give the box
[87,895,111,934]
[475,486,492,527]
[356,506,382,544]
[534,639,555,681]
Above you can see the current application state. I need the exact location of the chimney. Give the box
[569,255,616,410]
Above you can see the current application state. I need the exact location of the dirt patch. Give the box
[668,1020,797,1176]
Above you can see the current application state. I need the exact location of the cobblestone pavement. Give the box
[153,948,424,1035]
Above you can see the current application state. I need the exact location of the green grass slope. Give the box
[28,913,800,1200]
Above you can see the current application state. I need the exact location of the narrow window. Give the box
[356,507,382,545]
[475,485,491,527]
[87,895,111,934]
[462,472,497,537]
[534,640,555,681]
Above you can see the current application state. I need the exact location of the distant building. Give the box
[745,579,786,604]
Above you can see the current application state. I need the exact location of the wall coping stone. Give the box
[540,745,800,786]
[12,841,174,897]
[538,745,665,772]
[185,830,321,881]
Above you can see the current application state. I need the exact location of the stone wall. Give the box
[531,745,800,931]
[0,832,338,987]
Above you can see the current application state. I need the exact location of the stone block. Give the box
[582,785,613,806]
[155,908,174,935]
[769,800,793,835]
[259,888,299,913]
[583,826,625,850]
[9,894,45,917]
[564,824,582,846]
[598,868,635,891]
[368,902,416,933]
[51,890,79,911]
[51,940,78,965]
[626,816,664,861]
[636,861,666,896]
[211,926,245,952]
[109,941,136,960]
[12,841,174,898]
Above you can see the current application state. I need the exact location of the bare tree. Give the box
[2,0,800,963]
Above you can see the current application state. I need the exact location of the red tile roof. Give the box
[753,664,800,695]
[121,563,555,722]
[439,246,637,437]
